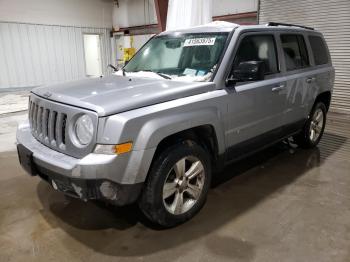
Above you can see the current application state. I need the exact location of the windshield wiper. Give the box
[155,72,172,80]
[108,64,126,76]
[138,70,172,80]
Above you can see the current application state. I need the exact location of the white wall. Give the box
[0,0,113,28]
[213,0,258,17]
[0,23,112,89]
[0,0,114,89]
[113,0,157,29]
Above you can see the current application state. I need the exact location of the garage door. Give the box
[259,0,350,113]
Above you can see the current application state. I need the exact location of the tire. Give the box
[294,102,327,148]
[139,140,211,227]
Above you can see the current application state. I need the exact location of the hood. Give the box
[32,75,215,117]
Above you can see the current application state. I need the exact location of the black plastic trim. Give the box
[268,22,314,31]
[17,144,143,206]
[224,119,306,163]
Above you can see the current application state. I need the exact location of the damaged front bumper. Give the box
[16,121,143,205]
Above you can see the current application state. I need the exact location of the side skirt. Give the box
[214,119,306,170]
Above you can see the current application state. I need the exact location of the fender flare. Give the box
[133,107,225,154]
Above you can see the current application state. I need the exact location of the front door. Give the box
[223,32,287,160]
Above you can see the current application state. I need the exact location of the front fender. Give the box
[97,91,227,153]
[134,107,225,154]
[96,91,227,183]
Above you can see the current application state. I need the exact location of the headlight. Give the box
[74,114,94,145]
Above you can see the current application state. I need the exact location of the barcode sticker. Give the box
[184,38,216,47]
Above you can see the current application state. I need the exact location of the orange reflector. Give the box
[114,142,133,155]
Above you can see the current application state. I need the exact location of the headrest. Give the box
[284,47,296,58]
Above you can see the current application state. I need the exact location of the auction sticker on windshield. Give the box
[184,37,216,47]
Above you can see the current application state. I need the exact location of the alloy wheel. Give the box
[309,108,324,142]
[162,156,205,215]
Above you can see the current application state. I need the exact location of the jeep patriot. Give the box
[17,21,334,227]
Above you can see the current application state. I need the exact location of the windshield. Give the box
[123,33,229,82]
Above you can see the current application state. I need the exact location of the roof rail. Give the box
[267,22,314,31]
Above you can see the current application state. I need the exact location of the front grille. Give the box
[29,100,68,150]
[28,94,98,158]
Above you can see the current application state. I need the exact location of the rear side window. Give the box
[308,35,329,65]
[281,35,310,71]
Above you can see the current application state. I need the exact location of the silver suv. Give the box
[17,22,334,227]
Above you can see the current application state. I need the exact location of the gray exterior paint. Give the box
[259,0,350,113]
[32,76,216,117]
[0,21,112,89]
[17,24,334,193]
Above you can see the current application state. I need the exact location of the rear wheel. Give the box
[139,141,211,227]
[294,102,327,148]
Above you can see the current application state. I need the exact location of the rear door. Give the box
[223,32,287,159]
[278,33,315,130]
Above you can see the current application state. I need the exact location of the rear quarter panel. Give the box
[306,32,335,112]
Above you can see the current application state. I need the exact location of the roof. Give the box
[159,21,239,35]
[159,21,317,36]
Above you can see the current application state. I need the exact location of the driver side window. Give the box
[233,34,279,76]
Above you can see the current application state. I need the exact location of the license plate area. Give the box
[17,144,37,176]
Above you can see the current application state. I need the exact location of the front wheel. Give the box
[139,141,211,227]
[294,102,327,148]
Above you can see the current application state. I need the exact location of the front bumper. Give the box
[16,121,144,205]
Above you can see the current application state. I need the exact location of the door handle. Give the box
[272,84,285,92]
[306,77,315,84]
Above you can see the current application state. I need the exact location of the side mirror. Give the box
[226,61,265,87]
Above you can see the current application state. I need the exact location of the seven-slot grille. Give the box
[29,99,67,150]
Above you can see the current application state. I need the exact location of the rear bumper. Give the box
[16,121,144,205]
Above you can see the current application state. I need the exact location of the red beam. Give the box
[213,11,257,21]
[118,24,159,31]
[154,0,168,32]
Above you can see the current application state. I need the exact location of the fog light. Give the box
[100,181,118,200]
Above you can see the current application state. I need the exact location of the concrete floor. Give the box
[0,112,349,262]
[0,91,29,115]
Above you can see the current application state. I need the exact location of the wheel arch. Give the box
[314,91,331,111]
[128,107,226,183]
[152,124,220,163]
